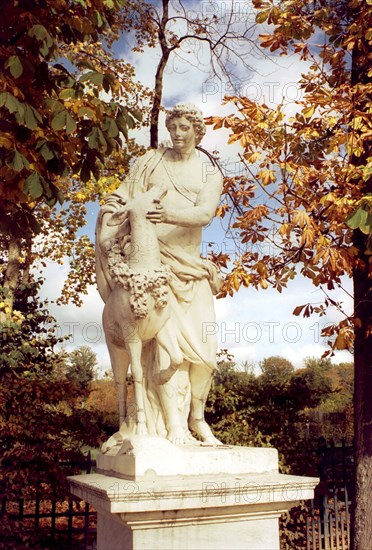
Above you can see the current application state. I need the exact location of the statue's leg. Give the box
[126,339,147,436]
[155,346,188,445]
[106,341,130,428]
[155,319,183,384]
[188,365,222,445]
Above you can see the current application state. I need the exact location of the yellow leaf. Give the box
[302,105,315,119]
[293,210,311,227]
[0,135,13,148]
[260,279,268,289]
[258,169,276,185]
[300,227,315,247]
[228,133,241,144]
[244,151,262,163]
[279,223,290,238]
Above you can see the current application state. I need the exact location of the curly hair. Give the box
[165,103,206,146]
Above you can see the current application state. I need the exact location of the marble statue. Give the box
[95,103,223,446]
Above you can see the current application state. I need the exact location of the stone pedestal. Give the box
[69,437,318,550]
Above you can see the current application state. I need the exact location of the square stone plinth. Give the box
[95,436,279,480]
[69,441,319,550]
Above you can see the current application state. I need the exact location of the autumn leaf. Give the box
[5,55,23,78]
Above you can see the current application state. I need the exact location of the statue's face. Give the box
[168,116,196,152]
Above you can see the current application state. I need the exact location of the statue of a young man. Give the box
[96,103,223,445]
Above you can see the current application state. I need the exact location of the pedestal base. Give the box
[69,440,318,550]
[96,435,279,480]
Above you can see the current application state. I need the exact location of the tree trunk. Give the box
[2,236,21,317]
[150,52,170,149]
[150,0,170,149]
[350,27,372,550]
[352,251,372,550]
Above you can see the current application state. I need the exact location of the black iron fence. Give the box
[0,452,97,549]
[306,440,353,550]
[1,442,354,549]
[306,487,351,550]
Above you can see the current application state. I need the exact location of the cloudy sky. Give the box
[40,0,353,375]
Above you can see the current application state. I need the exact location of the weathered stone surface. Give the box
[96,437,278,480]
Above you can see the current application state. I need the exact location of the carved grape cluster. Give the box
[107,241,171,319]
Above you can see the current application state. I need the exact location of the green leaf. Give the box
[116,115,128,140]
[0,92,24,117]
[38,141,55,161]
[78,107,96,119]
[73,0,87,7]
[24,105,40,130]
[59,88,76,100]
[9,149,29,172]
[93,10,104,28]
[346,207,366,229]
[56,188,65,205]
[51,109,76,134]
[88,127,99,149]
[65,111,77,134]
[102,117,119,138]
[88,127,107,150]
[79,71,104,86]
[28,25,53,47]
[5,55,23,78]
[129,107,143,122]
[51,111,66,131]
[24,172,44,199]
[345,207,372,234]
[45,98,63,113]
[45,182,64,206]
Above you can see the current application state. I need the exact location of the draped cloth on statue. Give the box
[95,149,223,436]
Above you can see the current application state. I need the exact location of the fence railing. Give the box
[1,442,354,549]
[0,451,97,550]
[306,440,353,550]
[306,487,351,550]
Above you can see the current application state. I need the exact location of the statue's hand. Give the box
[107,208,128,227]
[159,140,173,150]
[146,199,166,223]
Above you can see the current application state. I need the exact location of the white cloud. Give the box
[279,344,353,370]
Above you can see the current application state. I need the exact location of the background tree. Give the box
[0,278,104,546]
[302,360,354,442]
[259,355,294,388]
[118,0,261,147]
[206,1,371,546]
[293,357,333,408]
[65,345,97,392]
[206,354,341,476]
[0,0,146,313]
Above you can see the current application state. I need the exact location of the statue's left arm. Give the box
[147,164,223,227]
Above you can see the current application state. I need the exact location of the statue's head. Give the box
[165,103,206,146]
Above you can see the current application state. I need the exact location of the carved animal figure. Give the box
[102,185,183,436]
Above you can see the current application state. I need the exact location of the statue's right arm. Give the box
[96,149,160,253]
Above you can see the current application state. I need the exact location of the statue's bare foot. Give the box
[184,430,201,445]
[167,425,188,445]
[136,422,148,436]
[188,417,223,446]
[102,431,124,453]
